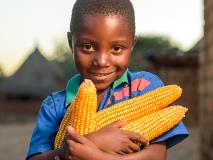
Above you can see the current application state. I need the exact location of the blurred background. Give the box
[0,0,212,159]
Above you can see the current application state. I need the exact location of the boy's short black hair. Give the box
[70,0,135,37]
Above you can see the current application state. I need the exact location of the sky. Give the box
[0,0,203,76]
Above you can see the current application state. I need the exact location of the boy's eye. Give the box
[111,46,123,54]
[82,44,95,52]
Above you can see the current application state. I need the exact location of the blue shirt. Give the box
[26,70,189,159]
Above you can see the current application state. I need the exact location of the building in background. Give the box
[0,47,65,99]
[0,48,66,121]
[199,0,213,159]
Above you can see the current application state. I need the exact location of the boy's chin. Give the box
[94,82,111,93]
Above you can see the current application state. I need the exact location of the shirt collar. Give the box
[65,70,129,107]
[112,70,128,89]
[65,74,83,107]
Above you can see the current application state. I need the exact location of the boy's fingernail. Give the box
[67,126,75,132]
[121,121,128,125]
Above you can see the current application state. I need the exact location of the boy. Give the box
[27,0,189,159]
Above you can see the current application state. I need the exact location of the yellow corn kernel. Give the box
[122,105,188,142]
[94,85,182,130]
[54,79,97,149]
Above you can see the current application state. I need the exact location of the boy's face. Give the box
[71,15,135,92]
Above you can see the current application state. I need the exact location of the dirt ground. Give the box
[0,120,199,160]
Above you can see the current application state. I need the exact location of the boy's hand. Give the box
[85,121,148,155]
[60,129,82,160]
[62,126,108,160]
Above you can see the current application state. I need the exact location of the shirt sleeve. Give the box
[26,95,60,159]
[151,121,189,148]
[138,71,189,148]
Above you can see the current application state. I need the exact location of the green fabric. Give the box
[65,70,128,106]
[65,74,83,106]
[112,70,128,89]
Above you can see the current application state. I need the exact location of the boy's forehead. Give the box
[72,15,132,38]
[75,14,130,31]
[87,14,127,24]
[70,0,135,37]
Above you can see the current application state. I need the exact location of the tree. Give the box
[0,64,5,78]
[51,39,77,80]
[130,35,180,71]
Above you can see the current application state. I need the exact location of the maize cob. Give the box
[54,79,97,148]
[54,99,77,149]
[54,79,186,149]
[122,105,188,141]
[94,85,182,130]
[72,79,97,135]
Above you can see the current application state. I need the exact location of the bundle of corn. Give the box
[54,79,187,149]
[95,84,182,129]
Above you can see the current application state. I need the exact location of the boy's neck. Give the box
[97,89,107,106]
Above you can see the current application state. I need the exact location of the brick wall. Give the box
[200,0,213,159]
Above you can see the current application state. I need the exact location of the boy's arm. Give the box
[27,149,63,160]
[26,94,67,160]
[85,121,148,154]
[122,142,167,160]
[66,126,167,160]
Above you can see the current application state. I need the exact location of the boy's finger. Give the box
[67,126,87,144]
[121,148,134,154]
[126,131,148,146]
[128,142,141,152]
[107,121,127,128]
[68,139,83,159]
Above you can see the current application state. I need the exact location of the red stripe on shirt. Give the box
[131,79,141,92]
[113,78,150,101]
[138,78,150,91]
[131,78,150,92]
[113,87,130,101]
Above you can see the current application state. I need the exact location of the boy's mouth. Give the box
[89,71,115,80]
[90,72,111,77]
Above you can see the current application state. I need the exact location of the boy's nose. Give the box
[92,52,110,67]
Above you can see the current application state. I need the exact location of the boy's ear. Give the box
[131,36,137,51]
[67,32,73,52]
